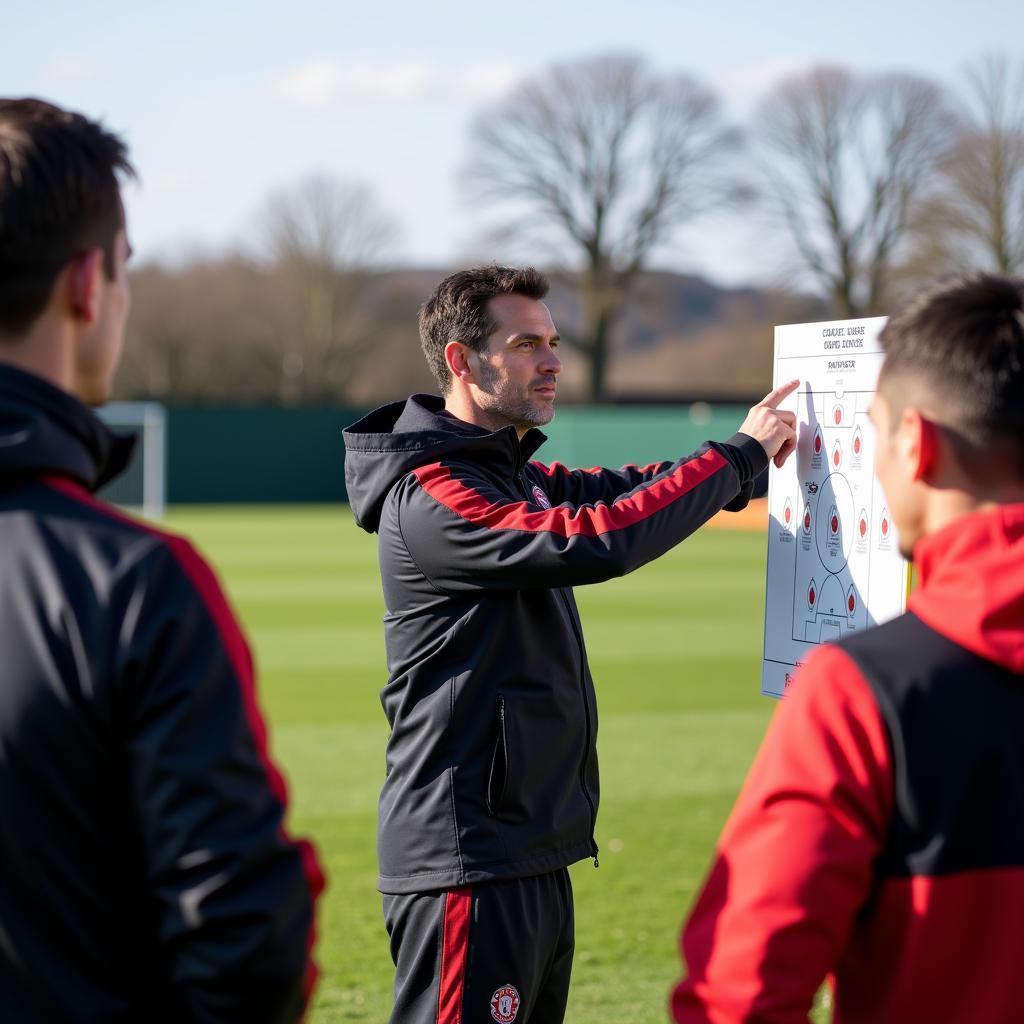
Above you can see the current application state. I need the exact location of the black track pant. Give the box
[383,868,574,1024]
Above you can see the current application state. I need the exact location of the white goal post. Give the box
[95,402,167,520]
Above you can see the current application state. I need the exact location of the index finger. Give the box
[759,378,801,409]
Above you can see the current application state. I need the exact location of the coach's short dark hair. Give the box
[418,265,549,393]
[0,98,135,337]
[878,273,1024,480]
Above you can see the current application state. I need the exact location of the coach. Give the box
[673,274,1024,1023]
[344,265,796,1024]
[0,99,323,1021]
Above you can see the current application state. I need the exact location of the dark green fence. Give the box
[164,403,752,504]
[166,406,360,503]
[540,404,749,473]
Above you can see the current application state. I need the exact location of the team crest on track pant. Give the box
[383,868,575,1024]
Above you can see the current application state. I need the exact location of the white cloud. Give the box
[48,56,98,84]
[270,59,521,108]
[715,58,812,111]
[132,170,206,196]
[270,59,436,107]
[453,63,521,101]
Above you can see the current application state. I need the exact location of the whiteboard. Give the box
[761,317,910,698]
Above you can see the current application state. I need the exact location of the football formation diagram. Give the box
[762,318,909,698]
[780,388,895,642]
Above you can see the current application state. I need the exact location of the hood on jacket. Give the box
[343,394,546,533]
[0,363,134,491]
[910,503,1024,673]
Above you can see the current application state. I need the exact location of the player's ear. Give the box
[900,408,939,483]
[915,417,941,482]
[67,249,104,324]
[444,341,475,385]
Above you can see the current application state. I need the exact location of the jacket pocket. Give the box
[486,694,509,816]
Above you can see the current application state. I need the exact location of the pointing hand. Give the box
[739,379,800,469]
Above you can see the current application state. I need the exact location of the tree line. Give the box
[117,52,1024,405]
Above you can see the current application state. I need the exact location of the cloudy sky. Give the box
[4,0,1022,285]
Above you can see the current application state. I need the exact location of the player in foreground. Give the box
[343,265,798,1023]
[672,273,1024,1023]
[0,98,323,1021]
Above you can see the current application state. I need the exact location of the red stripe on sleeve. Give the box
[437,887,472,1024]
[530,461,604,476]
[416,449,728,538]
[41,476,325,1001]
[531,460,671,478]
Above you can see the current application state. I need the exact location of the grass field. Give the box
[165,506,825,1023]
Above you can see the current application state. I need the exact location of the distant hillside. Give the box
[349,267,825,406]
[120,260,824,406]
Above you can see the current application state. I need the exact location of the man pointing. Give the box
[343,265,797,1024]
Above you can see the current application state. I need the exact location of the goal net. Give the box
[95,402,167,520]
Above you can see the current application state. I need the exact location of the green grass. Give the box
[165,506,826,1023]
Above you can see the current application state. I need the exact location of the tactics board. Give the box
[761,317,910,698]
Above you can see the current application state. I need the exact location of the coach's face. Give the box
[473,294,562,436]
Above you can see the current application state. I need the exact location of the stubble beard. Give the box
[476,356,555,431]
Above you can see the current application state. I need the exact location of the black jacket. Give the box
[344,395,768,894]
[0,365,323,1023]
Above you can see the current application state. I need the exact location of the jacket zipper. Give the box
[558,587,600,868]
[517,468,600,867]
[488,693,508,816]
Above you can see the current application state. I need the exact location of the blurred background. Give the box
[6,1,1023,431]
[10,1,1024,505]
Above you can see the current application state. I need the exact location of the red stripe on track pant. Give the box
[437,887,472,1024]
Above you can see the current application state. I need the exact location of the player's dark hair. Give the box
[418,265,550,393]
[0,98,135,337]
[878,273,1024,480]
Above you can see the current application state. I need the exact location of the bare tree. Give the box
[907,54,1024,277]
[261,174,398,402]
[464,53,741,401]
[119,257,285,402]
[757,67,956,317]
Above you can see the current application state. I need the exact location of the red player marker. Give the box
[784,501,792,526]
[831,512,839,534]
[859,516,867,538]
[833,447,841,468]
[834,406,842,425]
[881,515,889,537]
[814,430,822,455]
[848,593,855,613]
[808,582,816,607]
[804,509,812,532]
[854,431,862,456]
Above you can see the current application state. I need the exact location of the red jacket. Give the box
[673,503,1024,1024]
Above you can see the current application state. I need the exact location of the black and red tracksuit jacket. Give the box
[674,503,1024,1023]
[0,365,324,1022]
[343,394,768,894]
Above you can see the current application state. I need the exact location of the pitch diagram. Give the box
[762,318,909,698]
[789,389,874,642]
